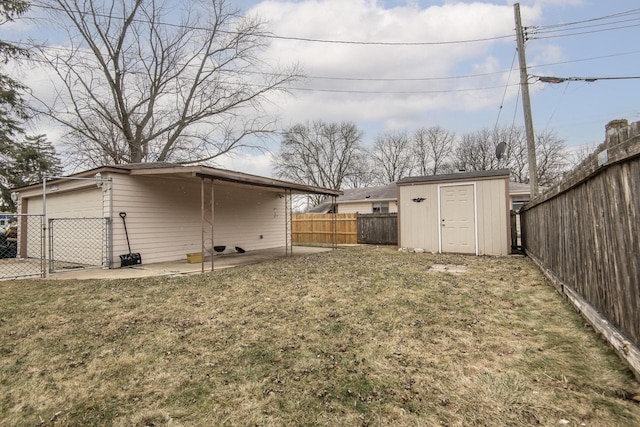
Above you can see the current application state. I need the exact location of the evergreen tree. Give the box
[1,134,63,211]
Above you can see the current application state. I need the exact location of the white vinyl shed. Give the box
[397,169,511,256]
[14,163,340,271]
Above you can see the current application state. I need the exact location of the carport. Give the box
[11,163,341,278]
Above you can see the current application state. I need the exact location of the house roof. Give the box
[336,183,398,203]
[508,181,531,195]
[307,201,333,214]
[397,169,511,185]
[306,172,530,213]
[14,163,342,196]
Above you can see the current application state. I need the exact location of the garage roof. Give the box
[14,162,342,196]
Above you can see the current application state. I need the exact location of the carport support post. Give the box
[200,177,205,274]
[285,189,291,257]
[332,195,337,250]
[214,179,216,272]
[42,176,47,277]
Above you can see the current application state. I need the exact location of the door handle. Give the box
[441,219,445,227]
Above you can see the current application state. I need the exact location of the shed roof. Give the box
[397,169,510,185]
[14,163,342,196]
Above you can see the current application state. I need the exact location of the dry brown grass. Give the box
[1,246,639,426]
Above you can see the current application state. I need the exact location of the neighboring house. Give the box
[0,212,13,231]
[13,163,340,268]
[398,169,512,256]
[309,180,532,214]
[308,183,398,214]
[509,181,533,211]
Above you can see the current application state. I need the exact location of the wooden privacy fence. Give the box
[520,119,640,380]
[357,213,397,245]
[292,213,357,245]
[292,213,399,245]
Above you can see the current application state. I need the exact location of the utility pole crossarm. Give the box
[514,3,539,197]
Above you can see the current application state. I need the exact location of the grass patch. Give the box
[1,246,639,426]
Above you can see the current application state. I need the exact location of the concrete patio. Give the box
[44,246,334,280]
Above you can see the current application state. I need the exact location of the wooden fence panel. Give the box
[520,120,640,379]
[357,213,397,245]
[292,213,357,245]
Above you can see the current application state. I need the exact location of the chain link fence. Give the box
[49,217,110,272]
[0,214,45,279]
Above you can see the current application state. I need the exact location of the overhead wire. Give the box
[529,23,640,40]
[530,16,640,35]
[29,2,515,46]
[526,7,640,40]
[533,7,640,30]
[493,49,518,131]
[9,38,640,86]
[286,83,519,95]
[11,4,640,100]
[541,81,570,134]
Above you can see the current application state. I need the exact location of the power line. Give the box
[10,38,640,84]
[534,7,640,30]
[286,83,518,95]
[494,50,518,131]
[30,2,514,47]
[531,16,640,36]
[534,75,640,83]
[530,22,640,40]
[254,32,514,46]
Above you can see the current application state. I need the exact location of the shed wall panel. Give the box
[475,179,509,256]
[398,184,439,251]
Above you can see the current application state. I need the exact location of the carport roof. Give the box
[16,162,342,196]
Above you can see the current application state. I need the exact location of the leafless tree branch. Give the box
[32,0,299,166]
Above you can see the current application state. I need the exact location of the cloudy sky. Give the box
[8,0,640,177]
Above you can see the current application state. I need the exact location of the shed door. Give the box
[440,185,475,254]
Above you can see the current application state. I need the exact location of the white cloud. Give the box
[215,151,277,178]
[250,0,537,132]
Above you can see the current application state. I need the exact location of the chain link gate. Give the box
[0,214,45,279]
[48,217,111,273]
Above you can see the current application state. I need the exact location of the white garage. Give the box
[14,163,340,272]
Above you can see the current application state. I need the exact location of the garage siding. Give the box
[24,186,105,260]
[110,175,286,265]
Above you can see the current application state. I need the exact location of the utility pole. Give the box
[514,3,538,196]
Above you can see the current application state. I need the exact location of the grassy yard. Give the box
[1,246,639,426]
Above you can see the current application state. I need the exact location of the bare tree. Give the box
[535,130,568,186]
[34,0,298,167]
[273,120,368,204]
[454,125,568,186]
[413,126,455,176]
[501,126,528,183]
[370,130,414,184]
[566,143,596,171]
[454,128,499,172]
